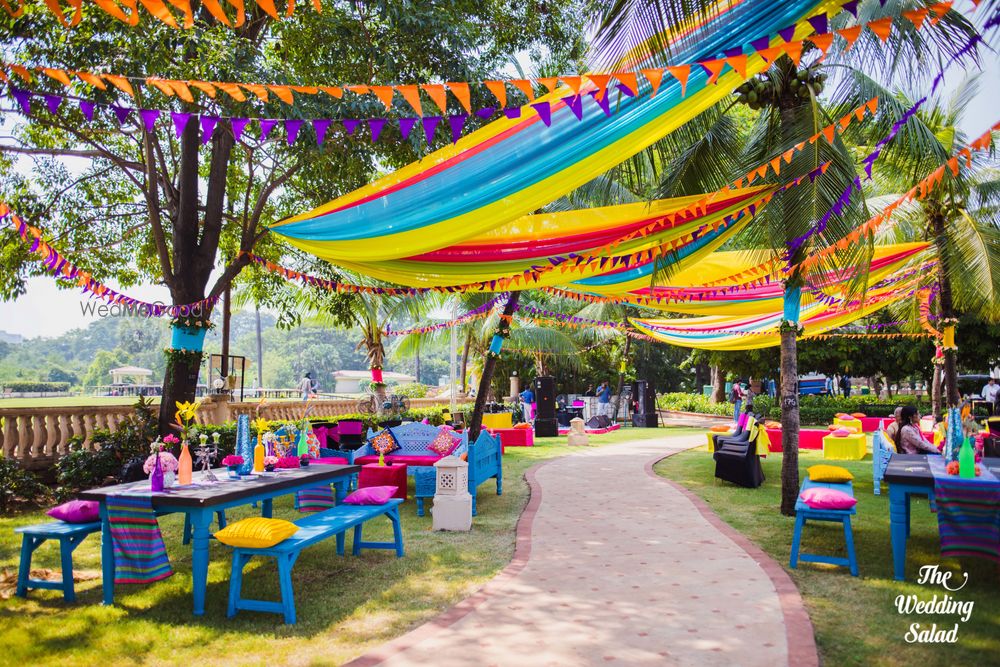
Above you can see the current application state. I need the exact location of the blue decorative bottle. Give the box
[236,415,254,475]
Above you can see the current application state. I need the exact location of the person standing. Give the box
[730,381,744,423]
[298,372,315,401]
[597,380,612,417]
[981,377,1000,415]
[519,384,535,422]
[839,375,852,398]
[825,375,834,396]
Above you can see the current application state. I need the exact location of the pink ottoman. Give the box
[359,463,408,501]
[489,428,534,452]
[765,428,826,452]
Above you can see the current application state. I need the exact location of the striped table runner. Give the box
[296,486,336,512]
[106,494,174,584]
[930,457,1000,563]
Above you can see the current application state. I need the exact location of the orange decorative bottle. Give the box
[178,441,193,485]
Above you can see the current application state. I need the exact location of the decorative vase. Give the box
[297,428,309,457]
[164,471,176,487]
[236,415,254,475]
[300,456,310,467]
[959,436,976,479]
[264,464,275,473]
[254,436,265,473]
[150,452,164,492]
[178,441,193,485]
[227,465,241,479]
[378,451,386,467]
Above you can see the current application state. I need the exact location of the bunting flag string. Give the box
[804,332,934,340]
[0,1,946,114]
[0,0,316,29]
[0,204,218,317]
[383,295,507,336]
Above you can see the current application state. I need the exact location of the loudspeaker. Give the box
[534,418,559,437]
[586,415,611,429]
[632,413,658,428]
[534,376,556,419]
[636,380,656,414]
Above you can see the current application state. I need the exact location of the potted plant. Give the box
[145,438,179,488]
[222,455,245,478]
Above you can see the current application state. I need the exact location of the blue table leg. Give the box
[100,503,115,605]
[889,484,911,581]
[261,499,273,518]
[333,480,347,504]
[189,508,213,616]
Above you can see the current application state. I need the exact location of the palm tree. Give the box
[864,75,1000,411]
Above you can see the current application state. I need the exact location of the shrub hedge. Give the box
[3,381,71,393]
[657,392,930,425]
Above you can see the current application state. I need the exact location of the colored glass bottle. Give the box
[236,415,253,475]
[297,428,309,457]
[178,441,193,485]
[254,434,265,473]
[959,436,976,479]
[150,452,164,492]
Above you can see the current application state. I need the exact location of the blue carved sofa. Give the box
[414,430,503,516]
[350,422,469,471]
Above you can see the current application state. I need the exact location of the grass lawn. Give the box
[0,426,688,666]
[655,447,1000,667]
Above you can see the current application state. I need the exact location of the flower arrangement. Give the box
[263,455,279,471]
[173,400,201,441]
[945,460,982,476]
[222,455,244,467]
[163,433,180,446]
[144,450,179,474]
[277,456,301,469]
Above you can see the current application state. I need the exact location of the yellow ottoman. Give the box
[482,413,513,429]
[833,417,862,432]
[822,433,867,460]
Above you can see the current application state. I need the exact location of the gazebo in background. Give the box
[109,366,153,386]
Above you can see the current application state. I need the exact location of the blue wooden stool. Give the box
[413,467,436,517]
[15,521,102,602]
[789,479,859,577]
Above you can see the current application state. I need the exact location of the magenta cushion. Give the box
[47,500,100,524]
[737,413,748,429]
[310,456,349,465]
[427,430,460,456]
[799,487,857,510]
[343,485,398,505]
[355,454,441,466]
[831,428,851,437]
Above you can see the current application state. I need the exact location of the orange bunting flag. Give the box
[809,32,834,55]
[837,25,862,50]
[42,68,71,86]
[255,0,280,19]
[536,77,559,93]
[782,41,803,66]
[867,16,893,43]
[756,46,783,64]
[586,73,611,99]
[560,75,583,94]
[640,68,664,96]
[167,80,195,102]
[484,80,507,107]
[902,7,929,29]
[74,71,107,90]
[724,54,747,79]
[664,65,690,96]
[866,97,878,115]
[782,148,795,164]
[370,85,395,110]
[822,125,836,144]
[216,82,247,101]
[769,156,782,176]
[188,80,217,98]
[241,83,270,102]
[104,74,135,97]
[421,84,449,114]
[448,82,471,113]
[614,71,638,95]
[345,85,369,96]
[928,1,953,23]
[510,79,535,102]
[395,84,423,115]
[147,78,175,97]
[946,156,960,176]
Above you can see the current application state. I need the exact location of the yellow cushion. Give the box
[808,464,855,483]
[214,517,298,549]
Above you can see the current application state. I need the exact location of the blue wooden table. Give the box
[79,464,359,615]
[883,453,1000,580]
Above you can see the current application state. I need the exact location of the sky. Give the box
[1,15,999,341]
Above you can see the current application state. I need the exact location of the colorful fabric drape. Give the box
[296,486,336,512]
[271,0,837,262]
[929,455,1000,564]
[106,494,173,585]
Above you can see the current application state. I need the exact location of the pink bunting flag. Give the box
[368,118,386,142]
[285,119,302,145]
[313,119,331,145]
[200,115,219,144]
[422,116,441,144]
[448,115,466,143]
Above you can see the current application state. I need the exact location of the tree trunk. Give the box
[710,365,726,403]
[255,307,264,390]
[414,350,421,386]
[459,330,472,394]
[469,291,521,440]
[611,334,632,421]
[932,365,942,416]
[779,326,800,516]
[930,208,960,408]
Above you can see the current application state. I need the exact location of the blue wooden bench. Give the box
[226,499,404,624]
[15,521,102,602]
[789,478,858,576]
[872,429,894,495]
[411,430,503,517]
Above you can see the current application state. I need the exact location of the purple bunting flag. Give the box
[313,118,331,145]
[44,94,62,115]
[750,36,771,52]
[590,91,611,117]
[778,25,796,43]
[79,100,95,121]
[285,119,302,145]
[503,107,522,119]
[565,94,583,120]
[807,14,828,35]
[138,109,160,133]
[448,115,467,144]
[724,47,744,58]
[842,0,858,16]
[616,83,635,97]
[111,105,131,125]
[343,119,360,136]
[231,117,249,141]
[422,116,442,144]
[171,112,192,137]
[368,118,386,142]
[475,107,495,119]
[11,88,31,114]
[399,117,418,140]
[531,102,551,126]
[259,118,277,140]
[200,115,219,144]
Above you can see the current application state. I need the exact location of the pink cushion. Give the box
[343,486,398,505]
[355,454,442,466]
[799,487,857,510]
[310,456,348,465]
[427,429,460,456]
[47,500,100,524]
[831,428,851,437]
